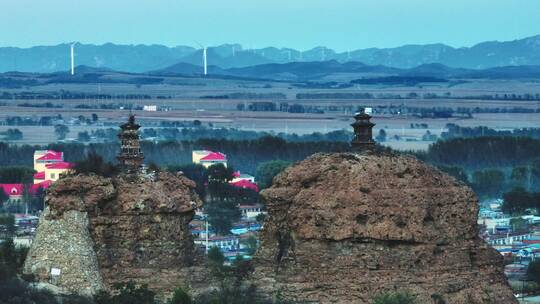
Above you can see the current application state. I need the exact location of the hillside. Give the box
[2,35,540,73]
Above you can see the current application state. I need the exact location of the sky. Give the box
[2,0,539,51]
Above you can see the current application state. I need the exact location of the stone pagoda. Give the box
[351,109,375,151]
[117,114,144,172]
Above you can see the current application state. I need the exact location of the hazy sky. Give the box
[2,0,539,50]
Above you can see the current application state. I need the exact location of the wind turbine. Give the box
[195,41,208,76]
[70,42,78,75]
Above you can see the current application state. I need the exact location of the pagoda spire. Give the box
[117,114,144,172]
[351,109,375,151]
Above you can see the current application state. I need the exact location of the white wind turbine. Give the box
[70,42,78,75]
[195,42,208,76]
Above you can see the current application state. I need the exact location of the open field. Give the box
[1,75,539,150]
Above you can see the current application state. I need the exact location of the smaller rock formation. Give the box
[252,152,517,304]
[24,115,205,298]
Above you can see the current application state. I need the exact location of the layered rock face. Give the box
[252,153,516,304]
[24,171,203,296]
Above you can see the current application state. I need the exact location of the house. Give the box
[192,150,227,168]
[0,181,51,203]
[231,171,255,183]
[1,150,71,205]
[230,171,259,192]
[230,179,259,192]
[239,205,265,219]
[33,150,73,183]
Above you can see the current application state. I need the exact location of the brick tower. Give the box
[351,110,375,151]
[117,115,144,172]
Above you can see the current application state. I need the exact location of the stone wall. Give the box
[24,208,104,296]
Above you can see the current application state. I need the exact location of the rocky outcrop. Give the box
[24,171,203,297]
[252,152,517,304]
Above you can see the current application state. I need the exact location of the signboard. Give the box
[51,268,61,276]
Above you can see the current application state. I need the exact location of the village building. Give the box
[192,150,227,168]
[1,150,72,203]
[33,150,73,183]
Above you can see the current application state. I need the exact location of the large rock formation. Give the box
[24,171,203,297]
[252,152,516,304]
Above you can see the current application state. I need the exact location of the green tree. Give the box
[511,166,529,189]
[372,292,416,304]
[74,152,118,177]
[510,217,529,232]
[0,214,16,239]
[205,164,241,235]
[4,129,23,140]
[0,166,35,184]
[472,169,505,197]
[54,124,70,140]
[528,260,540,283]
[255,160,291,189]
[169,287,192,304]
[242,235,259,256]
[0,190,8,209]
[94,281,156,304]
[376,129,387,142]
[437,165,468,184]
[78,131,91,142]
[207,163,235,184]
[167,164,207,197]
[501,187,536,215]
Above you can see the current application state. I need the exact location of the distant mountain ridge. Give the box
[1,34,540,73]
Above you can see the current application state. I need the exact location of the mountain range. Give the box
[1,35,540,74]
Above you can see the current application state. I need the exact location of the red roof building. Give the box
[45,162,73,170]
[33,171,45,180]
[200,152,227,161]
[230,179,259,192]
[36,151,64,162]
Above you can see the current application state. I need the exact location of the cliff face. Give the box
[252,153,516,304]
[24,171,203,296]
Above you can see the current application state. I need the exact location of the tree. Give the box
[206,196,241,235]
[0,190,8,209]
[167,164,207,197]
[0,166,35,184]
[78,131,91,142]
[255,160,291,189]
[207,163,235,184]
[376,129,387,142]
[0,214,16,239]
[74,152,118,177]
[92,113,99,123]
[510,217,529,232]
[54,124,70,140]
[501,187,537,215]
[472,169,505,198]
[169,287,192,304]
[94,281,156,304]
[4,129,23,140]
[372,292,416,304]
[528,260,540,283]
[437,165,468,184]
[511,166,530,189]
[241,235,258,256]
